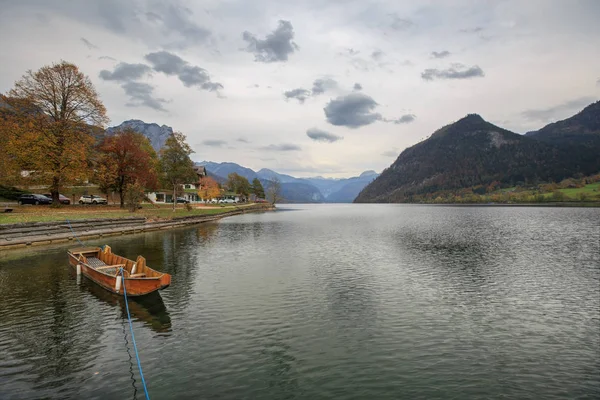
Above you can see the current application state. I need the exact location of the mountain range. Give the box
[355,101,600,203]
[104,119,378,203]
[196,161,379,203]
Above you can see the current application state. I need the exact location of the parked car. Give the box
[171,197,189,204]
[78,195,108,205]
[43,193,71,205]
[17,194,52,205]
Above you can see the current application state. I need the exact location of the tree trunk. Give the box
[51,175,60,205]
[119,176,125,208]
[119,189,125,208]
[172,186,176,211]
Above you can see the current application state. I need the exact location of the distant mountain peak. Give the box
[355,100,600,203]
[360,170,377,177]
[106,119,173,152]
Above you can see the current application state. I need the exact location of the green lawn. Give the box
[0,204,244,224]
[558,183,600,198]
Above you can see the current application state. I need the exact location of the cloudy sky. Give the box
[0,0,598,177]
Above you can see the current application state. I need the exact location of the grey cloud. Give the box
[243,20,298,62]
[121,81,167,112]
[324,93,382,128]
[431,50,451,59]
[145,11,162,22]
[154,3,211,49]
[460,27,483,33]
[306,128,343,143]
[388,114,416,124]
[98,56,117,61]
[421,64,485,80]
[353,83,362,91]
[202,139,227,147]
[237,138,250,143]
[3,1,210,49]
[371,50,384,61]
[521,96,596,122]
[389,14,414,31]
[262,143,301,151]
[201,82,224,91]
[145,51,184,74]
[99,63,151,82]
[381,150,398,157]
[311,78,337,95]
[81,37,98,50]
[284,88,311,103]
[145,51,222,91]
[597,78,600,86]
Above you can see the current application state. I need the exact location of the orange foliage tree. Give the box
[0,108,25,186]
[4,61,108,203]
[198,176,220,201]
[97,128,159,207]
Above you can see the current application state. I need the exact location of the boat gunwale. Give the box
[67,249,166,281]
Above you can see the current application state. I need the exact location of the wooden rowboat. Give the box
[67,245,171,296]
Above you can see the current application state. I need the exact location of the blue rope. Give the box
[66,219,85,246]
[120,268,151,400]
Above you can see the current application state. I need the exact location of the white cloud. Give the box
[0,0,598,177]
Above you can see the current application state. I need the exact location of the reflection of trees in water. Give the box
[159,228,204,310]
[0,259,105,398]
[196,222,219,243]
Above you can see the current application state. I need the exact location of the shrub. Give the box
[124,182,145,212]
[0,185,29,200]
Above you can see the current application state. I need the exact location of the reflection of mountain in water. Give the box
[79,277,171,334]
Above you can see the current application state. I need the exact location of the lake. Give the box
[0,204,599,399]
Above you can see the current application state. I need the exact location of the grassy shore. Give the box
[0,203,269,225]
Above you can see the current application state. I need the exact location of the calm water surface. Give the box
[0,205,599,399]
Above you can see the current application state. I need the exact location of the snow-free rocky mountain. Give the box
[197,161,379,203]
[106,119,173,153]
[104,120,378,203]
[355,101,600,203]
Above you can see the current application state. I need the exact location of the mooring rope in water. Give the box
[66,219,85,246]
[120,268,151,400]
[122,315,139,400]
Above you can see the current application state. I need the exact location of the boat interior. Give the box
[70,246,160,278]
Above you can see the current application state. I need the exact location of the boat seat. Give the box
[129,273,146,278]
[96,264,126,270]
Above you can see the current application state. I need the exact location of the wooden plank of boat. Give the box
[67,245,171,296]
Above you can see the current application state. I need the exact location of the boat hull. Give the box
[67,247,171,297]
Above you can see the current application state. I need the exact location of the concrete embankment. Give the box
[0,206,272,250]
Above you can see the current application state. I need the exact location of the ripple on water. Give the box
[0,205,599,399]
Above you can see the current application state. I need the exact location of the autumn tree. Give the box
[0,106,25,186]
[4,61,108,204]
[159,132,196,211]
[226,173,251,201]
[266,177,282,204]
[98,128,159,207]
[198,176,220,201]
[251,178,265,199]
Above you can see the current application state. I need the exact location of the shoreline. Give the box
[0,204,274,251]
